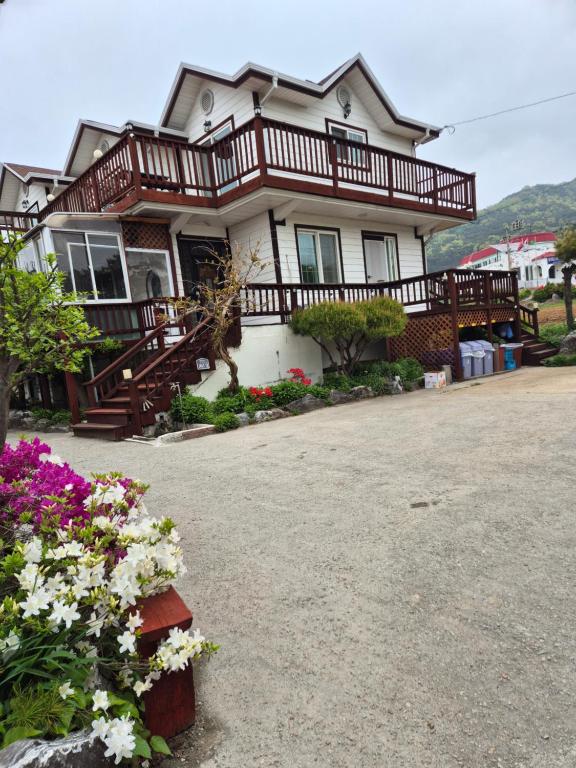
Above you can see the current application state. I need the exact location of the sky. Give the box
[0,0,575,209]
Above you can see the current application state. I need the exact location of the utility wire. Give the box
[442,89,576,133]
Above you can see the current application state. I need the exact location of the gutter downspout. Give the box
[259,73,279,106]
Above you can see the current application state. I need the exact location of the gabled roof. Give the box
[0,162,73,211]
[3,163,63,183]
[160,53,441,140]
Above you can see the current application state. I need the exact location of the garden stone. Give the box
[253,408,287,423]
[0,731,112,768]
[33,418,50,431]
[551,292,561,302]
[559,330,576,355]
[20,417,36,429]
[328,390,353,405]
[236,412,251,427]
[46,423,70,433]
[349,385,374,399]
[284,394,326,414]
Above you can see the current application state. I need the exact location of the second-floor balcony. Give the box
[38,118,476,223]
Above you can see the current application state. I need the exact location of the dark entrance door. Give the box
[177,237,228,298]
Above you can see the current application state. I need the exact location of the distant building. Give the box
[459,232,563,289]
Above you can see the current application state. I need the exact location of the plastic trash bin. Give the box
[467,340,486,377]
[501,342,523,371]
[476,340,494,375]
[459,342,473,379]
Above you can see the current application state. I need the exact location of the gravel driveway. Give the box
[13,367,576,768]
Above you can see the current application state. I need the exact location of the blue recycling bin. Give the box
[504,347,516,370]
[459,342,473,379]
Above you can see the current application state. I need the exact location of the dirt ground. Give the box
[12,366,576,768]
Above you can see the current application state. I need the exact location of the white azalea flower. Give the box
[92,689,110,712]
[101,716,136,764]
[90,716,111,740]
[118,630,136,655]
[49,600,80,629]
[42,453,64,465]
[16,562,41,591]
[133,678,153,697]
[23,537,43,564]
[19,586,51,618]
[58,681,74,700]
[126,611,143,633]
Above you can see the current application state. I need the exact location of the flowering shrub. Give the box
[0,438,217,762]
[248,386,273,404]
[287,368,312,386]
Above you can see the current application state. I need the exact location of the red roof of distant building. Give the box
[459,232,557,266]
[532,250,557,261]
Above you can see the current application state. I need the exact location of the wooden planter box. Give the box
[138,587,196,738]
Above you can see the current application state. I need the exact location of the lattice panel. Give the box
[121,222,171,251]
[389,312,453,369]
[491,307,517,323]
[457,307,515,328]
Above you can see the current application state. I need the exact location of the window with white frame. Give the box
[52,231,128,301]
[524,265,534,281]
[296,228,341,284]
[328,123,367,166]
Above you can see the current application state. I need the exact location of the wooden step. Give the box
[84,407,133,426]
[72,422,126,441]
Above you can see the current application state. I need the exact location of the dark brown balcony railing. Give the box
[0,211,39,238]
[39,118,476,221]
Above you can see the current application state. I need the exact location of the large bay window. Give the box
[52,232,127,301]
[296,228,341,284]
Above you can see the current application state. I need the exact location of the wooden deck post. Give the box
[447,271,463,381]
[484,271,493,342]
[511,271,522,341]
[64,372,81,424]
[127,133,142,193]
[127,380,142,436]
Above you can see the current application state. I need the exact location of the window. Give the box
[52,231,127,301]
[524,265,534,281]
[125,249,173,301]
[328,123,367,166]
[549,265,556,279]
[363,233,399,283]
[296,229,341,284]
[16,235,45,273]
[200,120,237,194]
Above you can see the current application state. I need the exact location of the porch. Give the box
[37,118,476,223]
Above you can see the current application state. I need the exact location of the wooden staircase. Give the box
[72,317,214,441]
[520,330,558,366]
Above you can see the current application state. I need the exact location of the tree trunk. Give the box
[0,380,11,453]
[216,340,240,393]
[563,266,574,331]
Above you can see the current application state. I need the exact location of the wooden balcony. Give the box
[39,118,476,222]
[0,211,39,239]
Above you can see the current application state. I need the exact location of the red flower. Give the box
[287,368,311,386]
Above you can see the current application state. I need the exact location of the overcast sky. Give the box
[1,0,575,209]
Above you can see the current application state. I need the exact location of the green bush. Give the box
[395,357,424,384]
[322,372,352,392]
[291,296,407,375]
[543,353,576,367]
[532,284,576,303]
[30,408,72,424]
[269,380,310,406]
[539,322,568,348]
[307,384,331,401]
[213,412,240,431]
[170,393,212,424]
[519,288,532,300]
[212,395,248,415]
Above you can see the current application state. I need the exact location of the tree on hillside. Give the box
[0,237,98,450]
[290,296,407,375]
[554,226,576,330]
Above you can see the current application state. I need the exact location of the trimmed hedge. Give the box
[213,412,241,431]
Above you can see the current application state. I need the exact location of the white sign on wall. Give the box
[196,357,210,371]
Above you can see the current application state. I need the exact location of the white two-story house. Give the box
[2,54,537,439]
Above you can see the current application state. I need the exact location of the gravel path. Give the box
[14,367,576,768]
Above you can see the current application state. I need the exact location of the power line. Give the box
[442,89,576,133]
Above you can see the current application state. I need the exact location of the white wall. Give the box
[17,181,48,213]
[184,82,254,141]
[275,213,423,284]
[189,324,323,400]
[262,79,413,155]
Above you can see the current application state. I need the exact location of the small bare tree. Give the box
[173,242,268,393]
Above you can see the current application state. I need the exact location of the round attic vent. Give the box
[201,89,214,115]
[336,85,351,108]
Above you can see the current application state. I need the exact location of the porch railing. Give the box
[0,211,39,238]
[39,118,476,221]
[240,268,519,324]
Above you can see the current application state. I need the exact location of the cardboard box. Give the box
[424,371,447,389]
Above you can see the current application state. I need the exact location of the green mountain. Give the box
[426,178,576,271]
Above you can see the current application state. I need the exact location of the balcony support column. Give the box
[447,271,463,381]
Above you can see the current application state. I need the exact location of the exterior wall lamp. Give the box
[254,103,262,117]
[203,120,212,132]
[343,101,352,119]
